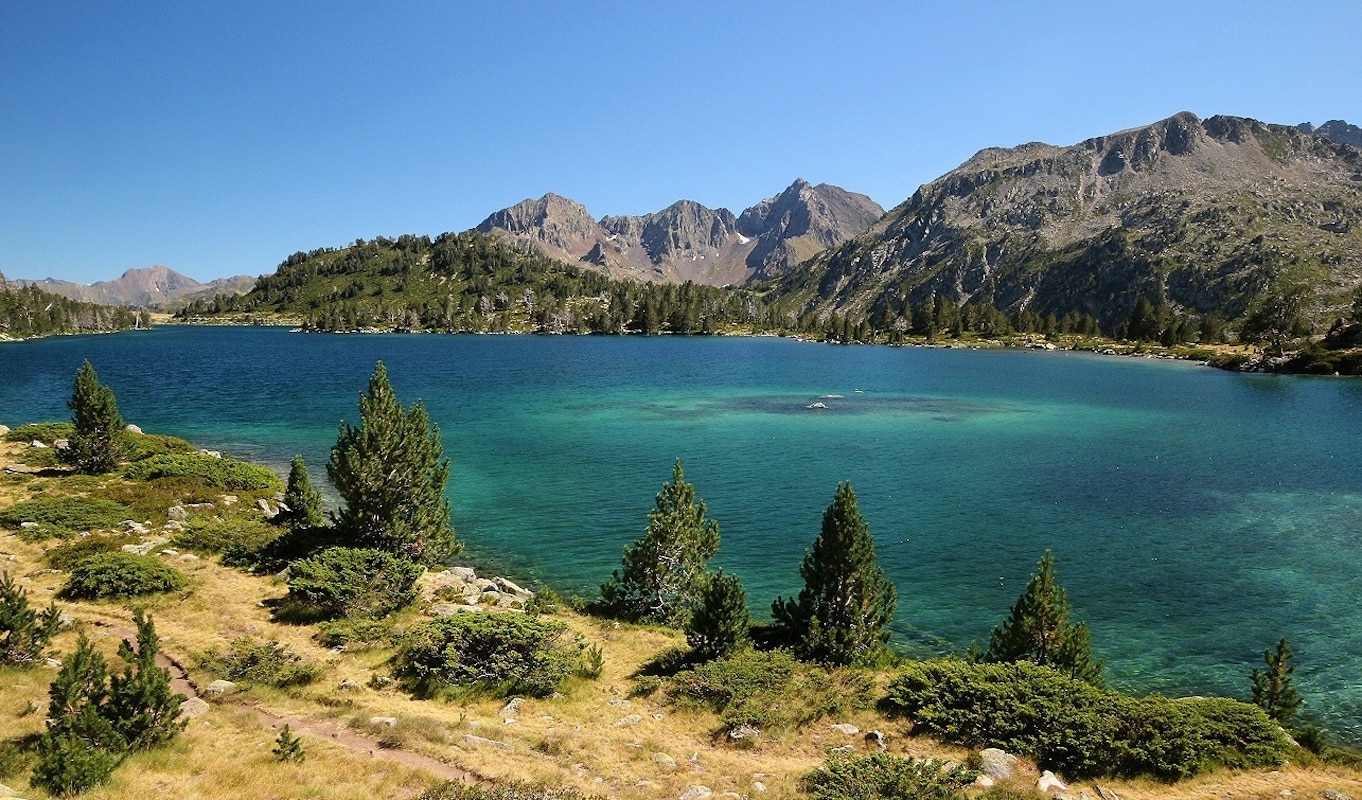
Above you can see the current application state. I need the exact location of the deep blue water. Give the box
[3,327,1362,737]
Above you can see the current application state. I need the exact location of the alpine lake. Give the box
[4,326,1361,739]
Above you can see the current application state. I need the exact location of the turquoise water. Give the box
[3,327,1362,738]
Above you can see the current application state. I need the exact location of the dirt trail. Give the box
[93,619,491,788]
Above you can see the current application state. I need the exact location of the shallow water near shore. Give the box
[4,326,1362,739]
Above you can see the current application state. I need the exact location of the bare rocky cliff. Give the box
[474,180,884,285]
[773,112,1362,330]
[12,265,256,309]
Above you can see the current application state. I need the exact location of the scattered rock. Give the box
[45,657,62,669]
[652,753,677,769]
[830,723,859,736]
[500,698,524,719]
[369,716,398,727]
[256,498,276,516]
[607,699,632,709]
[613,714,643,727]
[198,449,222,458]
[0,424,9,435]
[451,566,477,580]
[494,576,529,595]
[728,725,760,741]
[125,424,143,434]
[19,521,39,530]
[159,548,180,558]
[830,745,855,754]
[338,679,363,693]
[0,781,15,796]
[180,697,210,718]
[974,775,996,788]
[463,734,514,752]
[679,786,712,800]
[430,603,478,616]
[1323,792,1355,800]
[220,495,238,505]
[167,504,188,521]
[751,782,767,793]
[1037,770,1068,794]
[204,679,236,698]
[30,440,47,448]
[163,520,185,532]
[53,438,69,449]
[179,553,199,563]
[980,748,1018,780]
[478,591,502,605]
[865,729,887,750]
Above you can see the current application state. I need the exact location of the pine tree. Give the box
[985,550,1103,684]
[1251,637,1303,723]
[106,610,186,750]
[273,724,306,763]
[328,362,458,564]
[33,633,126,796]
[0,570,61,667]
[600,459,720,624]
[277,455,324,532]
[61,360,128,474]
[771,482,897,666]
[685,570,750,660]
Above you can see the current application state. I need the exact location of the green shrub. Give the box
[123,433,196,462]
[171,515,278,555]
[0,495,132,539]
[885,659,1292,780]
[3,422,74,444]
[577,643,604,679]
[317,616,393,650]
[123,453,282,492]
[58,553,186,600]
[286,547,422,619]
[524,585,562,615]
[394,612,579,698]
[221,524,346,573]
[200,637,320,688]
[45,534,138,570]
[801,752,976,800]
[629,675,663,698]
[15,446,60,469]
[667,649,875,732]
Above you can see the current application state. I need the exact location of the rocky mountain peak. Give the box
[1298,119,1362,148]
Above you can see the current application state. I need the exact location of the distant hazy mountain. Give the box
[12,266,255,309]
[772,112,1362,330]
[474,179,884,285]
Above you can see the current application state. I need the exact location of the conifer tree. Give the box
[1251,637,1302,723]
[33,634,126,796]
[277,455,324,532]
[601,459,720,624]
[273,724,306,763]
[61,360,128,474]
[1,570,61,667]
[328,362,458,564]
[106,610,185,750]
[771,481,897,666]
[985,550,1103,684]
[686,570,750,661]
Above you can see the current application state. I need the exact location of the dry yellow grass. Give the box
[3,436,1362,800]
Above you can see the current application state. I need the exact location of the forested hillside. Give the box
[0,273,149,340]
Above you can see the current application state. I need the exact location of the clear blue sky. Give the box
[2,1,1358,283]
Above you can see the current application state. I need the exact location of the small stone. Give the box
[125,424,143,434]
[431,603,477,616]
[199,449,222,458]
[159,548,180,557]
[180,697,210,718]
[369,716,398,727]
[865,729,887,750]
[179,553,199,562]
[204,679,236,698]
[30,440,47,448]
[20,521,39,529]
[1323,792,1355,800]
[338,679,363,693]
[974,775,996,788]
[980,748,1018,780]
[613,714,643,727]
[220,494,238,505]
[45,657,62,669]
[607,699,632,709]
[830,745,855,753]
[257,498,276,515]
[679,786,712,800]
[652,753,677,768]
[500,697,524,718]
[451,566,476,580]
[830,723,859,735]
[494,576,528,595]
[751,782,767,793]
[727,725,760,741]
[1037,770,1068,794]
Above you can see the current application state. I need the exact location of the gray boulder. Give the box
[980,748,1018,780]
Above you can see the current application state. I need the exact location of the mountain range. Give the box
[10,266,256,309]
[776,112,1362,331]
[473,178,884,285]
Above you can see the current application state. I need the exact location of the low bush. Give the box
[123,432,196,462]
[885,659,1292,780]
[221,524,346,573]
[58,553,186,600]
[0,495,132,539]
[44,534,139,570]
[171,515,278,555]
[3,422,74,444]
[200,637,320,688]
[801,752,976,800]
[393,612,580,698]
[123,453,282,492]
[285,547,422,618]
[667,648,875,733]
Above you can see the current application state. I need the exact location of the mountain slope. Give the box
[772,112,1362,332]
[1,270,149,338]
[474,179,883,285]
[13,266,255,308]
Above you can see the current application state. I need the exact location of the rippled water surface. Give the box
[4,327,1361,737]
